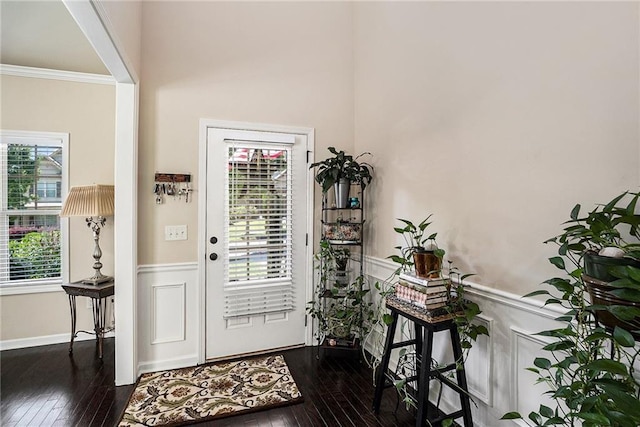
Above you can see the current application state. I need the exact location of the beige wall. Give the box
[138,1,354,264]
[354,2,639,294]
[139,1,640,294]
[0,75,115,340]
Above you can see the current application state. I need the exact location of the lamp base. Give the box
[82,275,113,285]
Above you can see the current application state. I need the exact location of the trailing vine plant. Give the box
[363,216,488,419]
[502,191,640,426]
[307,240,375,345]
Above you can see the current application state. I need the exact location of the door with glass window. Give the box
[205,127,310,360]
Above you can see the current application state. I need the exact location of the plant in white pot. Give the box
[309,147,373,208]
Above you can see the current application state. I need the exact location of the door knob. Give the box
[210,236,218,244]
[209,253,218,261]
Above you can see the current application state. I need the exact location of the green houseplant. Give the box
[503,190,640,426]
[310,147,373,208]
[365,216,488,415]
[553,190,640,281]
[333,247,350,272]
[307,240,374,345]
[385,216,487,349]
[388,215,445,278]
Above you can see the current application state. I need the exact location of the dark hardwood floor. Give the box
[1,339,422,426]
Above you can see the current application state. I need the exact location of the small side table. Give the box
[372,296,473,427]
[61,280,114,359]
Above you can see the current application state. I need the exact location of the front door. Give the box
[205,126,310,360]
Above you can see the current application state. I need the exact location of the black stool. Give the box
[372,296,473,427]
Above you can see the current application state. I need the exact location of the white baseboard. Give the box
[138,354,200,376]
[0,330,115,351]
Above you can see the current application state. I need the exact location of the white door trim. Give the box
[197,119,315,364]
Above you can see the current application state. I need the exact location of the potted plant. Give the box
[389,215,445,278]
[550,191,640,282]
[364,216,488,412]
[545,190,640,334]
[332,247,350,287]
[502,191,640,426]
[325,281,370,341]
[308,277,374,346]
[334,247,350,271]
[310,146,373,208]
[307,242,374,346]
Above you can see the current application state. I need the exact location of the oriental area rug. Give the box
[119,354,303,426]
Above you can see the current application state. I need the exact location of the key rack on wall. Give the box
[154,173,193,204]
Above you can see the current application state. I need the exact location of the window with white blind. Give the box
[0,131,68,293]
[224,141,293,318]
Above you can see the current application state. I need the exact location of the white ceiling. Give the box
[1,0,109,75]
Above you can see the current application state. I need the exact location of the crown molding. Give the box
[0,64,115,85]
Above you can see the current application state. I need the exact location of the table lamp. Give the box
[60,184,114,284]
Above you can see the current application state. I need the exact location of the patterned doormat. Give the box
[119,354,303,426]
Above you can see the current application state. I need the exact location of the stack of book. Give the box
[395,271,450,310]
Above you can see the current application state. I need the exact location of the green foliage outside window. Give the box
[8,230,61,280]
[7,145,37,210]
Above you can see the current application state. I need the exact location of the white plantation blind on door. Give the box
[224,140,294,318]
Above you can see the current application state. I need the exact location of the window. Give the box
[0,131,68,294]
[224,142,294,318]
[37,181,61,199]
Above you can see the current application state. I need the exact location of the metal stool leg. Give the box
[450,325,473,427]
[414,322,423,374]
[373,310,399,413]
[416,328,434,427]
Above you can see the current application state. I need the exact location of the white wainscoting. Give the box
[137,263,199,374]
[151,282,186,344]
[364,256,563,427]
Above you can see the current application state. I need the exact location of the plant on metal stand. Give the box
[307,241,374,346]
[309,146,373,208]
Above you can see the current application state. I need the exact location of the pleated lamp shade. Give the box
[60,184,114,218]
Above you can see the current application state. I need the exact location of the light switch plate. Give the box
[165,225,188,241]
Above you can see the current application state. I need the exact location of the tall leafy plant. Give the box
[309,147,373,193]
[503,191,640,427]
[552,191,640,260]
